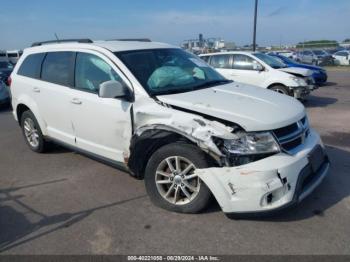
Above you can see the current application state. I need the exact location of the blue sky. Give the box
[1,0,349,49]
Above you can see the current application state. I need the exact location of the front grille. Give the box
[273,117,309,153]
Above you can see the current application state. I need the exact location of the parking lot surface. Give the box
[1,70,350,255]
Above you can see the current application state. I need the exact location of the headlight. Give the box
[289,76,307,86]
[224,132,280,155]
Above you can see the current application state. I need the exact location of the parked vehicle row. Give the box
[8,39,330,216]
[200,51,315,99]
[0,49,23,64]
[268,54,328,85]
[332,50,350,66]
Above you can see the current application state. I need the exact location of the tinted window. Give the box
[17,53,45,79]
[200,56,210,63]
[75,53,124,93]
[41,52,75,86]
[7,53,18,58]
[232,54,256,70]
[0,53,6,57]
[210,55,231,69]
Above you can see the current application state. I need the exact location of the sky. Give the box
[0,0,349,50]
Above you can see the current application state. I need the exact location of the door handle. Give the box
[71,98,82,105]
[33,87,40,93]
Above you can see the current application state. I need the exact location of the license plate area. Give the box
[308,145,325,173]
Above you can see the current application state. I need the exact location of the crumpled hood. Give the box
[157,83,305,131]
[278,67,313,77]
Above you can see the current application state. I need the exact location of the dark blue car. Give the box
[269,54,328,85]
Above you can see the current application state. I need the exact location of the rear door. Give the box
[36,51,76,145]
[70,51,133,162]
[208,54,233,79]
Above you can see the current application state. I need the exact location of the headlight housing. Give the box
[289,76,307,86]
[224,132,280,155]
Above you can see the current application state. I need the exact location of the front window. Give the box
[253,53,287,69]
[115,48,230,96]
[0,62,13,69]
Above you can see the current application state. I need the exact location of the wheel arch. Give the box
[127,129,217,180]
[15,100,47,135]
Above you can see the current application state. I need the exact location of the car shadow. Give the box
[226,145,350,222]
[321,82,337,87]
[0,179,147,252]
[304,95,338,108]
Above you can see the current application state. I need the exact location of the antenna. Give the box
[54,33,59,40]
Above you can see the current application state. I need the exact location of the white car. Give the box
[6,50,23,64]
[332,50,350,66]
[200,51,314,99]
[9,39,329,216]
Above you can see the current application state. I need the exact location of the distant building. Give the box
[182,34,235,54]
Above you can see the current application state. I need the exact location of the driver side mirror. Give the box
[253,63,264,71]
[99,80,133,101]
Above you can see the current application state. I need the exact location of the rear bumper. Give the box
[196,130,329,215]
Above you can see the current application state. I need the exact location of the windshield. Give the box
[0,62,13,69]
[253,53,287,69]
[313,50,327,55]
[275,55,296,64]
[115,48,231,96]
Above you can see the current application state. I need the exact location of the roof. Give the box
[26,40,178,53]
[199,51,258,56]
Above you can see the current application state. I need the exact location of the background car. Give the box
[268,51,298,60]
[296,50,333,66]
[332,50,350,65]
[0,61,14,85]
[312,50,334,66]
[6,50,23,65]
[200,51,314,99]
[0,80,10,107]
[269,53,327,85]
[0,50,9,62]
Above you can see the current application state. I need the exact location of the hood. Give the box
[291,63,323,71]
[278,67,313,77]
[157,83,305,132]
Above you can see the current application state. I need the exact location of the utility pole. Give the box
[253,0,258,51]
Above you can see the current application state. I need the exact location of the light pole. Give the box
[253,0,258,51]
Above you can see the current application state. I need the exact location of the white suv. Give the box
[10,39,329,216]
[200,51,314,99]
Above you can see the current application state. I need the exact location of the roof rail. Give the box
[106,38,152,42]
[31,39,93,47]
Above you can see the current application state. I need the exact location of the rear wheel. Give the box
[270,85,290,96]
[20,111,49,153]
[144,143,212,213]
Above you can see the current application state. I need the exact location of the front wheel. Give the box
[270,85,290,96]
[144,143,212,213]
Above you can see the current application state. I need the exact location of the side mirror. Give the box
[253,63,264,71]
[99,80,132,101]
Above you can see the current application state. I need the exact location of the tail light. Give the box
[7,76,12,87]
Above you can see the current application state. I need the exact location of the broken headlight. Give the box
[224,132,280,155]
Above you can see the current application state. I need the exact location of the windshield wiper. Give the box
[192,79,233,90]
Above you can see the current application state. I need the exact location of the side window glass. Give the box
[200,56,210,63]
[17,53,46,79]
[41,52,75,86]
[232,54,256,70]
[209,55,231,69]
[75,53,124,93]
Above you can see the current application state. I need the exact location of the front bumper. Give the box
[290,86,311,99]
[196,129,329,215]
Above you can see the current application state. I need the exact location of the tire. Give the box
[270,85,290,96]
[144,143,212,213]
[20,110,49,153]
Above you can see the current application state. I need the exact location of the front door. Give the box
[70,52,133,163]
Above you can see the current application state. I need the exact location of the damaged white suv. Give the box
[10,39,330,216]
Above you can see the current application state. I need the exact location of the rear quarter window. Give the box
[17,53,46,79]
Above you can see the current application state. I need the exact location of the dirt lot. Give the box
[0,70,349,255]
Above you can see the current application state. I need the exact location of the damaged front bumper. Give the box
[291,86,312,99]
[195,129,330,216]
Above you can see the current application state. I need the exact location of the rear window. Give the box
[41,52,75,86]
[0,53,6,57]
[17,53,46,79]
[7,53,18,58]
